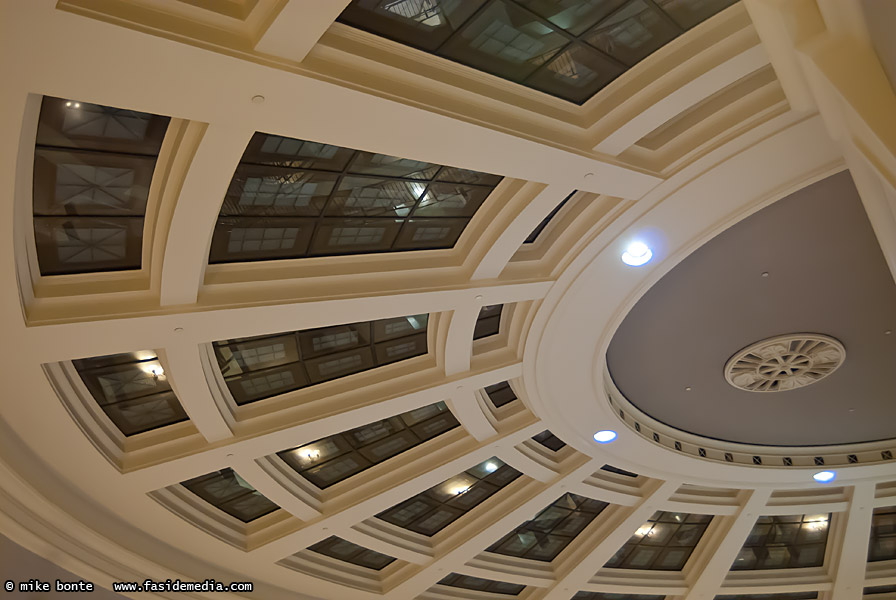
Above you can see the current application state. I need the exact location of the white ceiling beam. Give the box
[253,1,352,62]
[684,488,772,600]
[21,280,552,363]
[472,184,574,281]
[159,123,254,306]
[543,479,680,600]
[829,482,876,600]
[161,337,232,443]
[594,44,771,156]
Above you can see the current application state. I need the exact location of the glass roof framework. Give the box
[487,492,609,561]
[212,313,429,405]
[437,572,526,595]
[338,0,739,104]
[181,468,280,523]
[307,536,398,570]
[73,351,188,436]
[869,505,896,562]
[714,594,818,600]
[376,457,523,536]
[475,304,504,339]
[605,510,713,570]
[32,96,170,275]
[731,514,831,570]
[278,401,460,489]
[210,133,502,264]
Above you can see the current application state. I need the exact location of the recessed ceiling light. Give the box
[813,470,836,483]
[621,241,652,266]
[593,430,618,443]
[484,461,498,473]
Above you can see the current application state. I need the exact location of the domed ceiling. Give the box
[607,171,896,446]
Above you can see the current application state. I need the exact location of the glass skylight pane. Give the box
[583,0,678,66]
[437,572,525,595]
[339,0,488,52]
[526,43,623,103]
[484,381,518,408]
[73,351,188,436]
[731,513,830,570]
[32,96,169,275]
[211,133,501,263]
[214,314,429,405]
[869,506,896,562]
[474,304,504,339]
[182,468,280,523]
[339,0,738,104]
[532,429,566,451]
[308,536,397,570]
[440,0,570,82]
[279,402,459,489]
[488,493,608,561]
[516,0,627,35]
[605,510,713,570]
[377,457,522,535]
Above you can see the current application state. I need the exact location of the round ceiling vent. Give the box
[724,334,845,392]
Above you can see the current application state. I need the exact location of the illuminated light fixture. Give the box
[635,524,653,537]
[450,484,471,496]
[484,461,498,473]
[813,470,836,483]
[141,364,164,378]
[621,241,652,266]
[298,448,321,461]
[593,430,618,443]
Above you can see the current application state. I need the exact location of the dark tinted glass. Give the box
[488,493,608,561]
[864,585,896,595]
[437,572,525,595]
[732,514,830,570]
[377,458,522,535]
[213,314,428,405]
[33,96,170,275]
[583,0,678,66]
[655,0,738,29]
[338,0,736,104]
[73,351,188,435]
[484,381,518,408]
[308,536,396,570]
[605,511,713,570]
[182,468,280,523]
[532,430,566,451]
[474,304,504,340]
[714,594,817,600]
[524,190,574,243]
[278,402,460,489]
[210,133,501,263]
[573,593,665,600]
[600,464,639,477]
[869,505,896,562]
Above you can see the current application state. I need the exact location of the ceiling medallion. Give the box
[724,334,845,392]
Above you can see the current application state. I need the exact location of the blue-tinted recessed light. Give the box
[594,430,618,443]
[621,241,652,266]
[813,470,836,483]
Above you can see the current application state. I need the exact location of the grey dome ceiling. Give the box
[607,170,896,446]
